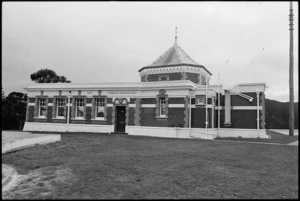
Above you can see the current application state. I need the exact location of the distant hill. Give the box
[265,99,298,129]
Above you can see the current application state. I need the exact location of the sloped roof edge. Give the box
[138,63,212,75]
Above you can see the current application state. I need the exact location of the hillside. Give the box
[265,99,298,129]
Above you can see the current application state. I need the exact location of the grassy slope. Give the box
[2,134,298,199]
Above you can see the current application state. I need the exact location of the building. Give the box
[23,35,267,139]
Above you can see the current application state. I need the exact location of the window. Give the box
[159,75,169,81]
[75,98,84,118]
[160,77,167,81]
[159,97,166,117]
[38,98,46,117]
[197,97,205,105]
[95,98,105,120]
[56,98,65,118]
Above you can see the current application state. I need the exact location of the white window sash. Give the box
[197,97,205,105]
[159,97,166,117]
[75,99,85,118]
[56,99,66,118]
[95,98,105,119]
[38,99,46,117]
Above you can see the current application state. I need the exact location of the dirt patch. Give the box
[2,166,75,199]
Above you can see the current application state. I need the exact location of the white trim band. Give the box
[168,104,185,108]
[141,104,156,108]
[232,106,262,110]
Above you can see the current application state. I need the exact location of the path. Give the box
[269,129,299,136]
[287,140,298,146]
[2,131,61,154]
[2,164,18,192]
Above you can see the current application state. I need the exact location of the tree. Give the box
[2,92,28,130]
[2,86,5,101]
[30,68,71,83]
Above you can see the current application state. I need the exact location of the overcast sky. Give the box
[2,1,299,102]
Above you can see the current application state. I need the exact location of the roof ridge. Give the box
[176,45,199,65]
[174,43,184,64]
[149,44,175,66]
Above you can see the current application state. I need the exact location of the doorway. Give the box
[115,106,126,133]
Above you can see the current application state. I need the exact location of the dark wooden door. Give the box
[115,106,126,133]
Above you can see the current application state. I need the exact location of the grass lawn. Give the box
[216,129,299,144]
[2,133,298,199]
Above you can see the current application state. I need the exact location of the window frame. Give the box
[159,97,167,117]
[158,74,170,82]
[197,97,205,105]
[95,98,105,120]
[56,98,66,118]
[75,98,85,119]
[38,98,47,117]
[195,95,206,105]
[156,90,168,119]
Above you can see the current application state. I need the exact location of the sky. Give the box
[2,1,299,102]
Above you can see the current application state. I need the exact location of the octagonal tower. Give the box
[138,31,212,85]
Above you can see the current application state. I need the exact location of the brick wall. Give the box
[47,107,52,122]
[128,108,135,126]
[191,108,206,128]
[140,98,156,104]
[85,107,92,124]
[140,108,157,126]
[26,91,264,130]
[191,107,213,128]
[106,107,113,125]
[231,110,257,129]
[169,98,185,104]
[231,92,258,106]
[220,92,264,129]
[167,108,185,127]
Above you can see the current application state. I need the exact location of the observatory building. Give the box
[23,32,267,139]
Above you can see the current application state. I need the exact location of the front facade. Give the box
[23,39,267,139]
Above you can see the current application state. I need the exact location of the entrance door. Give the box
[115,106,126,133]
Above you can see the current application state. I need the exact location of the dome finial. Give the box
[175,26,178,44]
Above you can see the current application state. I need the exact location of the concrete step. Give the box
[110,132,128,135]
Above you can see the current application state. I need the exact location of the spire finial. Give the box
[175,26,178,44]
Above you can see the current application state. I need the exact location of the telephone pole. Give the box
[289,1,294,136]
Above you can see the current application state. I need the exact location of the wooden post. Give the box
[289,1,294,136]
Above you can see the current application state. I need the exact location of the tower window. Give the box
[159,75,169,81]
